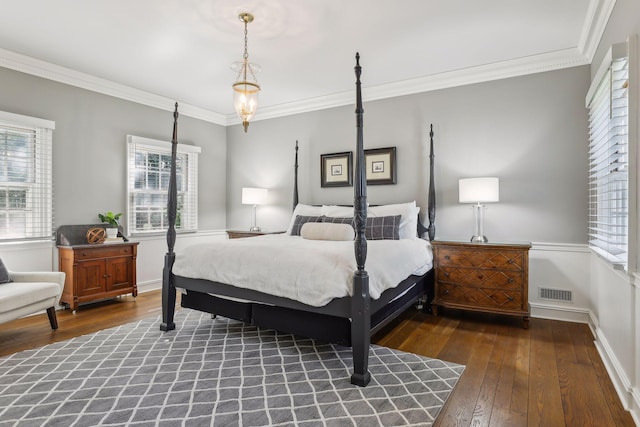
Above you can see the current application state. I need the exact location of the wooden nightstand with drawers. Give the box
[431,240,531,328]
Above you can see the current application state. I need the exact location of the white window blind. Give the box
[586,42,631,269]
[126,135,200,236]
[0,111,54,242]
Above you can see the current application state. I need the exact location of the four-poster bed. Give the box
[160,54,436,387]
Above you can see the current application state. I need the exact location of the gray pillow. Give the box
[0,257,12,284]
[290,215,325,236]
[366,215,401,240]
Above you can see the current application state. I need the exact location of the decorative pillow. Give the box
[322,216,354,226]
[323,215,401,240]
[300,222,354,241]
[0,257,12,284]
[290,215,325,236]
[365,215,401,240]
[368,201,418,240]
[286,204,323,235]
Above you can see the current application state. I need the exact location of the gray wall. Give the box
[0,55,591,244]
[227,65,590,244]
[0,67,227,231]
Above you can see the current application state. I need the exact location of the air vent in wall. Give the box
[539,287,572,302]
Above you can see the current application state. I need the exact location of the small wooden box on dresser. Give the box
[431,240,531,328]
[58,242,139,313]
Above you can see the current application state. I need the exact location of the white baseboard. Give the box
[137,279,162,294]
[530,301,592,324]
[593,325,639,422]
[632,388,640,426]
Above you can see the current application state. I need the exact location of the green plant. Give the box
[98,211,122,228]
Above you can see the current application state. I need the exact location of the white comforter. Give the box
[172,234,433,307]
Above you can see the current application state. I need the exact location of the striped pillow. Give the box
[323,215,401,240]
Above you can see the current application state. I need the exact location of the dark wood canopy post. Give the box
[293,140,299,211]
[350,52,371,387]
[160,102,179,332]
[427,124,436,241]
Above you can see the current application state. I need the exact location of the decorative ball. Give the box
[86,227,106,244]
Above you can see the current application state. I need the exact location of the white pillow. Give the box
[300,222,354,241]
[368,201,418,240]
[321,205,355,217]
[286,204,323,235]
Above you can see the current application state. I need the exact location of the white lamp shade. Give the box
[242,187,268,205]
[459,177,499,203]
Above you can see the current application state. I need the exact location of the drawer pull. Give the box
[477,274,483,280]
[507,296,515,301]
[444,272,450,277]
[444,255,450,260]
[442,289,450,295]
[508,278,514,283]
[82,252,87,256]
[103,274,107,278]
[508,259,514,264]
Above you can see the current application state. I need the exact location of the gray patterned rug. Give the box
[0,310,464,426]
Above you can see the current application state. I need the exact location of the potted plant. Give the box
[98,211,122,238]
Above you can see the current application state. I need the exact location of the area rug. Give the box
[0,310,464,426]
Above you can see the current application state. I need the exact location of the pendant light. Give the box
[231,12,261,133]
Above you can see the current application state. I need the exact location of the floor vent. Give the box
[539,287,573,302]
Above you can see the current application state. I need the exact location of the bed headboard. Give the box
[290,125,436,241]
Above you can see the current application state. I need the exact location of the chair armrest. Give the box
[8,271,66,293]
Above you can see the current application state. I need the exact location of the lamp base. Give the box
[470,235,488,243]
[250,226,262,232]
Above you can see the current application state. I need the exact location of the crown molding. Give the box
[234,48,590,125]
[2,13,600,128]
[579,0,617,62]
[0,47,227,126]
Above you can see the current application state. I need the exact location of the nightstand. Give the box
[226,230,285,239]
[431,240,531,328]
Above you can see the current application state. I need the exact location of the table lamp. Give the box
[459,177,499,243]
[242,187,268,231]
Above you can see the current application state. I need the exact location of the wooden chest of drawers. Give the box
[431,240,531,328]
[58,242,139,312]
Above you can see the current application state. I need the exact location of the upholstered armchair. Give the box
[0,269,66,329]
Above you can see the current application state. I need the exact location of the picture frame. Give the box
[321,151,353,187]
[365,146,397,185]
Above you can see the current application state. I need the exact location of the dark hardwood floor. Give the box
[373,308,635,427]
[0,291,635,426]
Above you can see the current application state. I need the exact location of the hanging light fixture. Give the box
[231,12,261,133]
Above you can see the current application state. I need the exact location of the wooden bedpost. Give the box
[293,140,299,211]
[160,102,179,332]
[427,124,436,241]
[351,52,371,387]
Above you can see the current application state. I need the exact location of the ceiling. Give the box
[0,0,614,125]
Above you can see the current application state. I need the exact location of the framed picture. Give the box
[365,146,397,185]
[321,151,353,187]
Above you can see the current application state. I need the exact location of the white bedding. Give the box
[172,234,433,307]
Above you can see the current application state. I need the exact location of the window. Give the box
[0,111,54,241]
[126,135,200,235]
[586,39,635,269]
